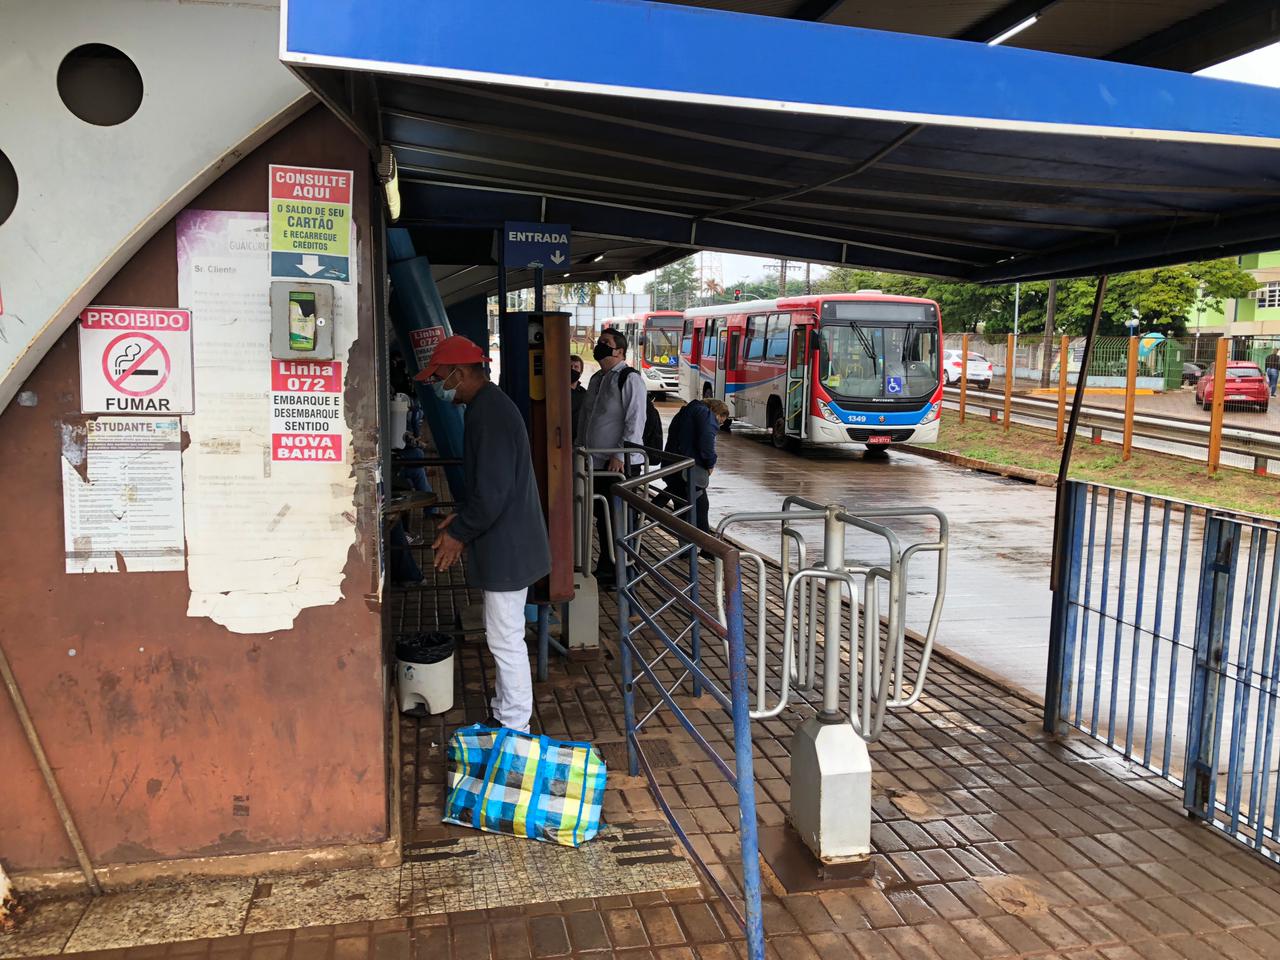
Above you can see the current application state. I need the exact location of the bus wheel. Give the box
[771,417,791,449]
[767,399,790,450]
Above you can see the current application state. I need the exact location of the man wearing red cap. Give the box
[415,335,551,732]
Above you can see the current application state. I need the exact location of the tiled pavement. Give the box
[17,537,1280,959]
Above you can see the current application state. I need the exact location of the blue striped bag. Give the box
[443,724,607,847]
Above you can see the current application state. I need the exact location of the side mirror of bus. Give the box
[638,335,648,346]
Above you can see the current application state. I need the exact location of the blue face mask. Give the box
[433,369,459,404]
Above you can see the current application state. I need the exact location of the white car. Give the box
[943,349,993,390]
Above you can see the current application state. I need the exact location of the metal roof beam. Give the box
[1105,0,1280,72]
[402,79,838,165]
[697,126,921,220]
[401,161,1117,236]
[875,160,1280,198]
[400,177,986,272]
[391,142,749,202]
[791,0,844,22]
[382,108,800,190]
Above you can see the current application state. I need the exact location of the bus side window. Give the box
[705,320,718,358]
[746,315,766,361]
[765,314,788,361]
[727,330,742,371]
[682,319,695,361]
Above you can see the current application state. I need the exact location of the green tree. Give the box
[813,258,1256,338]
[645,257,700,309]
[1053,259,1255,336]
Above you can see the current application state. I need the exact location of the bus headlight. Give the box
[816,400,842,423]
[921,402,941,424]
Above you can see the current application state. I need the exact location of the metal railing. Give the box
[608,449,765,960]
[1048,480,1280,863]
[710,497,948,739]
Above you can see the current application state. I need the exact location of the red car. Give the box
[1195,360,1270,412]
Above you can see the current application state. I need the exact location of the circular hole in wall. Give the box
[57,44,143,126]
[0,148,16,226]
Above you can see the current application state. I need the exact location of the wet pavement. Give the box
[17,520,1280,960]
[697,417,1056,697]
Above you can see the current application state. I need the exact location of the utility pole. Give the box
[805,261,812,295]
[779,259,788,297]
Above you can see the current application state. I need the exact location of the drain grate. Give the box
[595,738,679,771]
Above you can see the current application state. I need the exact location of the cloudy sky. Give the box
[626,40,1280,293]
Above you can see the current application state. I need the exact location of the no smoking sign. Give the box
[79,307,194,414]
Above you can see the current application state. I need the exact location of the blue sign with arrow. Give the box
[503,222,571,270]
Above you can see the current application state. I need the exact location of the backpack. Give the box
[620,367,664,463]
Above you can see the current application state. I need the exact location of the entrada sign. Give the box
[503,221,571,270]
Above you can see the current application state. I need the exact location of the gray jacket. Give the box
[578,363,647,468]
[449,383,551,592]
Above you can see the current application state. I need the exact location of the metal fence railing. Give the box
[605,447,766,960]
[1047,480,1280,863]
[945,334,1196,391]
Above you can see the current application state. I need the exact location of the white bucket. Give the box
[397,654,455,715]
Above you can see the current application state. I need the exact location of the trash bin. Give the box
[396,632,456,715]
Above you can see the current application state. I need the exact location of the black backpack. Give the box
[620,367,664,463]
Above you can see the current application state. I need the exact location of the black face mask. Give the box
[592,342,614,363]
[570,369,582,384]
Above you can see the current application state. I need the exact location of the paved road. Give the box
[695,418,1057,697]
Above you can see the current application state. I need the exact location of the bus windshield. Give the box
[819,323,938,400]
[646,323,682,367]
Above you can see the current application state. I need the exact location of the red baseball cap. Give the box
[414,334,488,381]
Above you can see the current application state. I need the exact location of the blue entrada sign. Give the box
[503,222,571,270]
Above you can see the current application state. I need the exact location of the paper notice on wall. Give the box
[61,418,185,573]
[177,210,358,634]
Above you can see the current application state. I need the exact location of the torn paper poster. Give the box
[61,417,186,573]
[177,209,358,634]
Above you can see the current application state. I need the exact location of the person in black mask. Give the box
[570,352,587,444]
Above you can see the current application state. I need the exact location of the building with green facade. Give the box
[1193,252,1280,337]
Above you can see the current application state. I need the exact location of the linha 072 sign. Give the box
[270,360,344,462]
[269,165,352,282]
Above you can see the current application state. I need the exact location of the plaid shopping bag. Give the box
[443,724,607,846]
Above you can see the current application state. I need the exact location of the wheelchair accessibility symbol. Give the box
[886,376,904,395]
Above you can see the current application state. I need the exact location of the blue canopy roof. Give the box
[282,0,1280,285]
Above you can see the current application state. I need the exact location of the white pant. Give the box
[483,588,533,732]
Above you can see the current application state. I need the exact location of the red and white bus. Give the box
[602,310,684,395]
[679,293,943,449]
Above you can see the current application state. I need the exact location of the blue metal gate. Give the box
[1047,481,1280,862]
